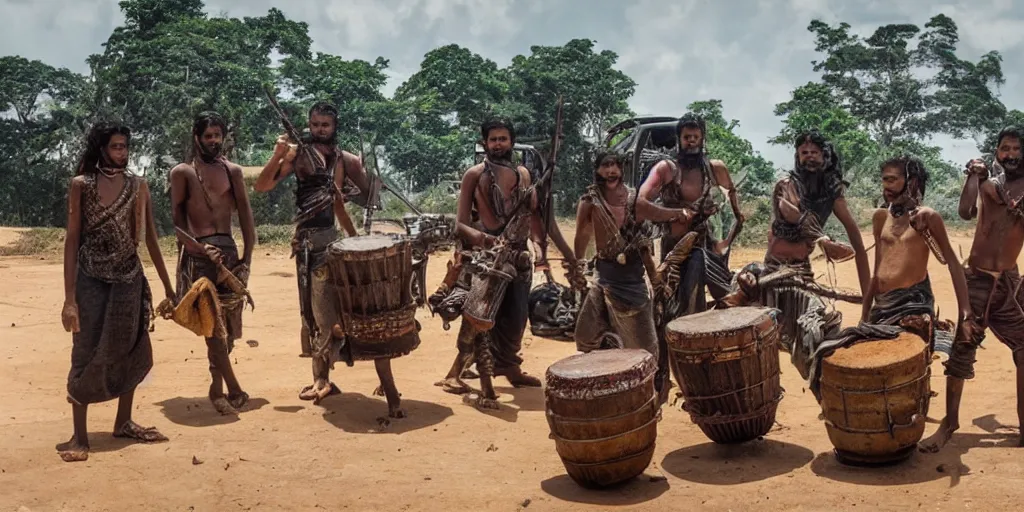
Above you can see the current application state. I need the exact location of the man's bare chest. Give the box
[667,170,704,203]
[190,165,234,210]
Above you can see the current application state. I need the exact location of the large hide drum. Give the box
[326,234,420,360]
[665,307,783,444]
[818,331,930,465]
[545,349,659,488]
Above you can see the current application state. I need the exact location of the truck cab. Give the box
[603,116,679,190]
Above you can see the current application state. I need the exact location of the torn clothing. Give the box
[756,257,843,378]
[658,233,732,320]
[176,233,243,344]
[769,175,839,245]
[67,269,153,405]
[293,226,338,359]
[294,149,341,228]
[574,282,659,361]
[945,264,1024,380]
[808,277,938,399]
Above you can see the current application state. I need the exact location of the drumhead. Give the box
[545,349,656,400]
[666,306,772,335]
[823,331,926,371]
[331,234,402,253]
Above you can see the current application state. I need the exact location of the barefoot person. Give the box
[58,121,177,462]
[255,102,365,405]
[570,151,660,371]
[806,156,974,399]
[636,112,744,397]
[923,127,1024,451]
[169,112,255,415]
[761,130,871,377]
[436,118,575,407]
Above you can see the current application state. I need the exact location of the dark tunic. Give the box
[292,150,342,356]
[67,174,154,406]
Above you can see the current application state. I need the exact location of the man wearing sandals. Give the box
[170,112,256,415]
[58,121,177,462]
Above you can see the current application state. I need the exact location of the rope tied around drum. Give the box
[827,367,931,438]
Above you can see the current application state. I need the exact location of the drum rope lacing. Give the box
[827,367,931,437]
[672,316,785,424]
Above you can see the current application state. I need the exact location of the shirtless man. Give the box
[169,112,255,415]
[760,131,872,376]
[570,150,661,390]
[923,126,1024,450]
[636,112,743,394]
[864,156,971,333]
[807,156,974,400]
[256,102,390,410]
[437,118,576,407]
[58,121,176,462]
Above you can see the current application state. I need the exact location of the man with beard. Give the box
[636,112,743,397]
[923,126,1024,451]
[436,118,576,407]
[570,150,661,392]
[255,102,370,404]
[58,121,177,462]
[805,156,975,401]
[169,112,256,415]
[759,130,871,377]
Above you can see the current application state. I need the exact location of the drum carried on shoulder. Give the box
[325,234,420,360]
[544,349,659,488]
[818,331,930,465]
[665,307,783,444]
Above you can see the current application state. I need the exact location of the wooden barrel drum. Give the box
[545,349,659,488]
[326,234,420,360]
[818,331,930,465]
[462,264,513,331]
[665,307,783,444]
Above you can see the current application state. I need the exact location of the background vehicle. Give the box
[603,116,678,189]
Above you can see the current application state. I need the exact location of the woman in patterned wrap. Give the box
[57,121,177,462]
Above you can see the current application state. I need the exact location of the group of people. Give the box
[54,99,1024,463]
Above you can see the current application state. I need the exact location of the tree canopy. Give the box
[0,2,1017,236]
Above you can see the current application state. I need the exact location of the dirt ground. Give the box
[1,225,1022,512]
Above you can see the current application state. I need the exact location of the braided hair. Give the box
[76,121,131,176]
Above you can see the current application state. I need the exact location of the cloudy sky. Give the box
[2,0,1021,167]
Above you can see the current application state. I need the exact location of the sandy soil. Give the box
[1,226,1022,512]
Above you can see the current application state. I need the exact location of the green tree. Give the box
[504,39,637,213]
[86,0,313,231]
[89,0,312,165]
[979,109,1024,156]
[687,99,777,197]
[806,15,1006,145]
[394,45,509,131]
[0,56,89,226]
